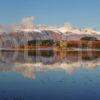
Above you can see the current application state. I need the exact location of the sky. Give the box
[0,0,100,30]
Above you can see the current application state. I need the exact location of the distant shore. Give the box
[0,48,100,51]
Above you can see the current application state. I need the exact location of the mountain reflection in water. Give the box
[0,50,100,79]
[0,50,100,100]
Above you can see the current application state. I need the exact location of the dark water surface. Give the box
[0,50,100,100]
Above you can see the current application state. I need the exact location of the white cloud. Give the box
[16,16,35,29]
[0,16,99,35]
[0,16,35,33]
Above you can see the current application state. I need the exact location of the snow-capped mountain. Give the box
[0,16,100,48]
[0,16,100,35]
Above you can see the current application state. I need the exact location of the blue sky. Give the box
[0,0,100,29]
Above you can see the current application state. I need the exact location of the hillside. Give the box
[0,17,100,49]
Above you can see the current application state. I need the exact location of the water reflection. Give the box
[0,50,100,79]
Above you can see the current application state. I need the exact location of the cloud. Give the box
[0,25,16,33]
[0,16,99,34]
[0,16,35,33]
[16,16,35,29]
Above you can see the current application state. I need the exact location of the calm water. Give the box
[0,50,100,100]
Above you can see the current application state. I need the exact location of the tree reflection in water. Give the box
[0,50,99,79]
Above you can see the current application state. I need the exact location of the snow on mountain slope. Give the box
[0,16,100,35]
[0,16,100,47]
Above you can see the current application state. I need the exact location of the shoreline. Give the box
[0,48,100,51]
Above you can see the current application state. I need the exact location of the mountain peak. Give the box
[0,17,100,35]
